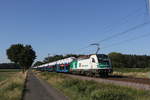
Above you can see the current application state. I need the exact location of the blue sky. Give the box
[0,0,150,63]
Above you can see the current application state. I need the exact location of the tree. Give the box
[6,44,36,72]
[33,61,43,66]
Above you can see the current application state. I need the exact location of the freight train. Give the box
[33,54,113,77]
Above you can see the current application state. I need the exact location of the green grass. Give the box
[0,69,21,72]
[37,72,150,100]
[113,68,150,73]
[113,68,150,78]
[0,69,21,82]
[0,71,26,100]
[0,72,14,82]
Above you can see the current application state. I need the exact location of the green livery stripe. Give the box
[70,60,77,69]
[98,64,111,68]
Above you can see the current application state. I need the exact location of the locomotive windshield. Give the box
[97,54,110,65]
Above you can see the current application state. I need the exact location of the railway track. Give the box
[107,75,150,85]
[64,74,150,91]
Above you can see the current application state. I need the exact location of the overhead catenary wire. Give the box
[72,1,150,54]
[104,0,150,34]
[76,15,147,52]
[102,32,150,50]
[97,21,150,43]
[101,7,145,34]
[86,32,150,54]
[79,20,150,54]
[73,21,150,54]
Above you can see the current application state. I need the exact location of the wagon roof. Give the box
[78,55,90,59]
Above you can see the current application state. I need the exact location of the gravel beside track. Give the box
[65,74,150,91]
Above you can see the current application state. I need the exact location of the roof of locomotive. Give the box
[78,55,90,59]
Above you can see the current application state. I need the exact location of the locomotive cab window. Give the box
[97,54,109,65]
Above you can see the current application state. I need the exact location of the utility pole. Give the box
[90,43,100,54]
[48,53,50,62]
[145,0,150,16]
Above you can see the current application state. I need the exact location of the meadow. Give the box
[0,69,26,100]
[36,72,150,100]
[113,68,150,78]
[0,69,21,82]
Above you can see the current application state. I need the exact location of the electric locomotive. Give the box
[70,54,112,77]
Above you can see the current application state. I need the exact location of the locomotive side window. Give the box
[97,54,109,65]
[92,58,95,63]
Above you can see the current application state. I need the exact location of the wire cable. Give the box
[101,7,144,34]
[97,21,150,43]
[72,21,149,53]
[72,3,149,53]
[103,32,150,50]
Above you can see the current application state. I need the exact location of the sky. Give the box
[0,0,150,63]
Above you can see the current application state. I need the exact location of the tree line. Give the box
[34,52,150,68]
[0,63,20,69]
[109,52,150,68]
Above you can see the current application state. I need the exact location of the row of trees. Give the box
[34,52,150,68]
[0,63,20,69]
[109,52,150,68]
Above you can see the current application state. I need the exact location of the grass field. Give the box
[113,68,150,73]
[0,69,26,100]
[36,72,150,100]
[113,68,150,78]
[0,69,21,82]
